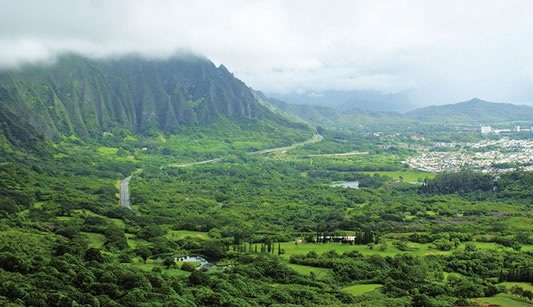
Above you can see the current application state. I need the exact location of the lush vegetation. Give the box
[2,120,533,307]
[2,57,533,306]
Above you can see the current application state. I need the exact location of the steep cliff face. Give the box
[0,54,271,138]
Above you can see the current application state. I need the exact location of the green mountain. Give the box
[406,98,533,123]
[0,54,295,141]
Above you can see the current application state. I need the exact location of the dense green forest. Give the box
[2,120,533,306]
[1,56,533,307]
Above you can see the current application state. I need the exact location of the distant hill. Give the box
[0,54,301,141]
[406,98,533,123]
[268,90,416,113]
[264,95,416,131]
[263,95,341,124]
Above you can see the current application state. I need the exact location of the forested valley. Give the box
[1,55,533,307]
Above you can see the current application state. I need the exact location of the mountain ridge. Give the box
[0,54,294,140]
[407,98,533,123]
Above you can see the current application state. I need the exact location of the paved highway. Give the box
[119,133,323,209]
[120,175,132,209]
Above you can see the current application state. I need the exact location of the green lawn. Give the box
[286,263,330,279]
[82,232,106,248]
[163,268,191,277]
[166,230,210,240]
[470,241,513,250]
[279,241,452,260]
[362,171,435,182]
[128,259,157,271]
[280,242,363,259]
[474,294,533,306]
[126,233,149,248]
[341,284,383,296]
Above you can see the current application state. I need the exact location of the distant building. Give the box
[495,129,511,133]
[481,126,492,134]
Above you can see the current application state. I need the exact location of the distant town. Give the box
[405,138,533,173]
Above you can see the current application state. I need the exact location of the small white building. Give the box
[481,126,492,134]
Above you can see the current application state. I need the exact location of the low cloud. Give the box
[1,0,533,105]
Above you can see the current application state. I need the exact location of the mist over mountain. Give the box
[0,54,296,141]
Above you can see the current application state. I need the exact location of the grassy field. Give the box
[286,263,330,279]
[83,229,210,250]
[82,232,106,248]
[341,284,383,296]
[126,233,150,248]
[128,259,157,271]
[280,240,532,260]
[474,294,533,306]
[166,230,210,240]
[362,171,435,182]
[163,268,191,277]
[70,209,126,229]
[279,241,452,260]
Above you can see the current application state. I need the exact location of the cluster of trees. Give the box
[509,286,533,301]
[288,245,533,306]
[0,244,355,306]
[420,171,495,194]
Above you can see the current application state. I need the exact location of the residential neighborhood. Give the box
[405,138,533,173]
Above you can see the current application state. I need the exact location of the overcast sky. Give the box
[1,0,533,105]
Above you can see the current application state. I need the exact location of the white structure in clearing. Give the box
[481,126,492,134]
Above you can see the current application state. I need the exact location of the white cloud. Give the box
[1,0,533,104]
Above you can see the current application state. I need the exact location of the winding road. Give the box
[168,158,223,168]
[247,133,323,155]
[118,133,323,209]
[120,176,132,209]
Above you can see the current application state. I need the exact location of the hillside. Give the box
[265,96,422,133]
[407,98,533,123]
[0,54,299,140]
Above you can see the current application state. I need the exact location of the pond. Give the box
[175,256,230,271]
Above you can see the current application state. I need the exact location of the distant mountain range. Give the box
[268,90,417,113]
[267,97,533,129]
[0,54,302,143]
[407,98,533,123]
[268,90,533,125]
